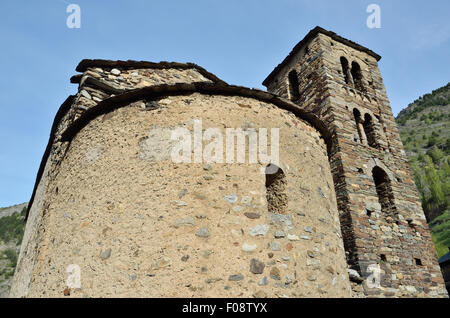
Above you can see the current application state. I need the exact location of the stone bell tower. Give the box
[263,26,447,297]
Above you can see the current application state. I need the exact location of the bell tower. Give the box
[263,26,447,297]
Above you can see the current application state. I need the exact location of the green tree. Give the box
[424,155,445,209]
[427,135,438,147]
[427,146,444,164]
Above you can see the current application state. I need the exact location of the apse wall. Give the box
[11,91,351,297]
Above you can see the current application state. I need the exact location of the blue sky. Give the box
[0,0,449,207]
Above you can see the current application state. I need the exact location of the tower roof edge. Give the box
[262,26,381,87]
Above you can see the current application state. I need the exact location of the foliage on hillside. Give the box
[397,83,450,125]
[0,206,26,293]
[396,82,450,258]
[0,206,26,244]
[0,248,18,280]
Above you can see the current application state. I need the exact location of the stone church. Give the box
[10,27,447,297]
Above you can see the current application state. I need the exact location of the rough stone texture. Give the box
[263,27,447,298]
[10,86,350,298]
[56,64,215,140]
[250,259,265,274]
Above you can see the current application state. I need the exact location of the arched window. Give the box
[265,164,288,214]
[351,61,365,92]
[288,70,300,101]
[363,114,378,148]
[340,57,351,85]
[353,108,366,144]
[372,167,397,220]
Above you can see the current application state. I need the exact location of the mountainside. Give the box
[396,82,450,258]
[0,203,27,298]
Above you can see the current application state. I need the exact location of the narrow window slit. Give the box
[372,166,397,221]
[353,109,366,144]
[265,164,288,215]
[288,70,300,101]
[363,114,378,148]
[340,57,351,85]
[351,61,365,92]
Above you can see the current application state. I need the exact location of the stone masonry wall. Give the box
[10,63,216,297]
[12,93,351,298]
[57,64,214,138]
[264,30,447,297]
